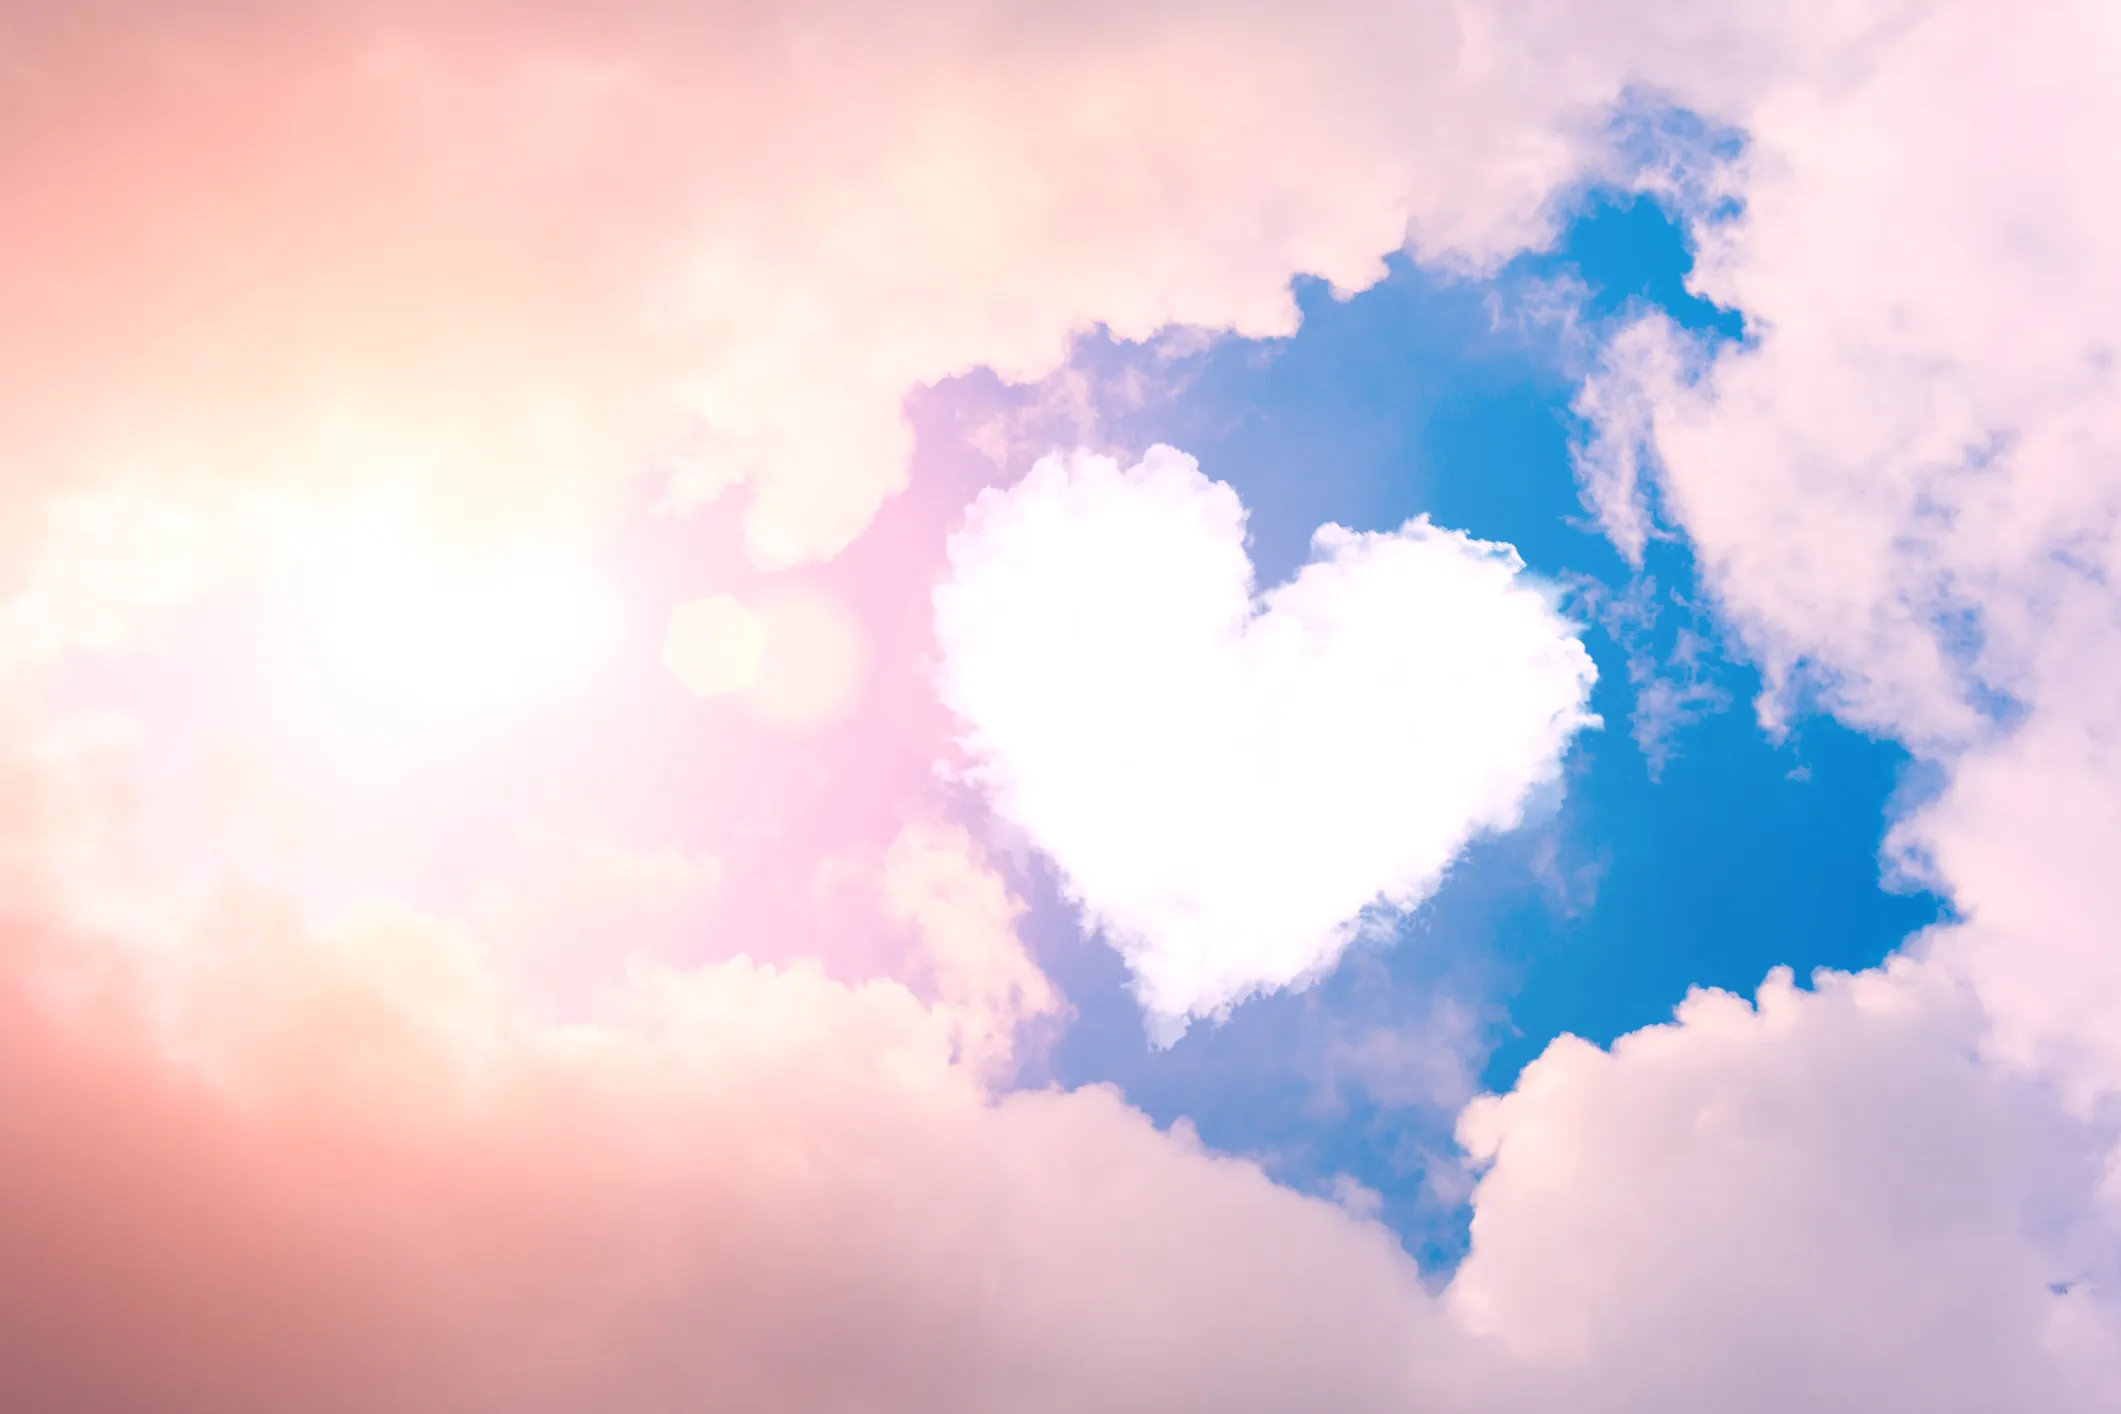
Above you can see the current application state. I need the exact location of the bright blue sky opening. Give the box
[948,186,1945,1267]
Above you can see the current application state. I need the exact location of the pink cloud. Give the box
[0,0,1641,580]
[2,1,2119,1407]
[0,826,1457,1412]
[1570,0,2121,1110]
[3,870,2115,1410]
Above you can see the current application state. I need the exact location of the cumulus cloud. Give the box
[1539,8,2121,1394]
[0,820,1476,1414]
[0,0,1674,590]
[935,447,1597,1032]
[1452,963,2121,1413]
[8,2,2121,1410]
[1564,0,2121,1107]
[879,820,1063,1074]
[0,1,1922,599]
[5,861,2117,1412]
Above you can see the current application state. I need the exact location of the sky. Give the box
[1,3,2119,1411]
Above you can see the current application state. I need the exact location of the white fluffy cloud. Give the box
[935,447,1596,1032]
[10,2,2121,1409]
[1452,963,2121,1414]
[1567,0,2121,1107]
[1540,7,2121,1394]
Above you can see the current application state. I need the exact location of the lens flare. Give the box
[662,593,768,700]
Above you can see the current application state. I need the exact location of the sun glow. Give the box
[301,522,623,722]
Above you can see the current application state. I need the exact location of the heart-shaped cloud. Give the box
[936,446,1598,1037]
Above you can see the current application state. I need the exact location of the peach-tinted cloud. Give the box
[0,822,1469,1414]
[4,2,2121,1409]
[4,863,2116,1412]
[880,820,1061,1074]
[0,0,1653,586]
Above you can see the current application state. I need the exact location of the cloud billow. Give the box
[936,446,1598,1035]
[11,2,2121,1406]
